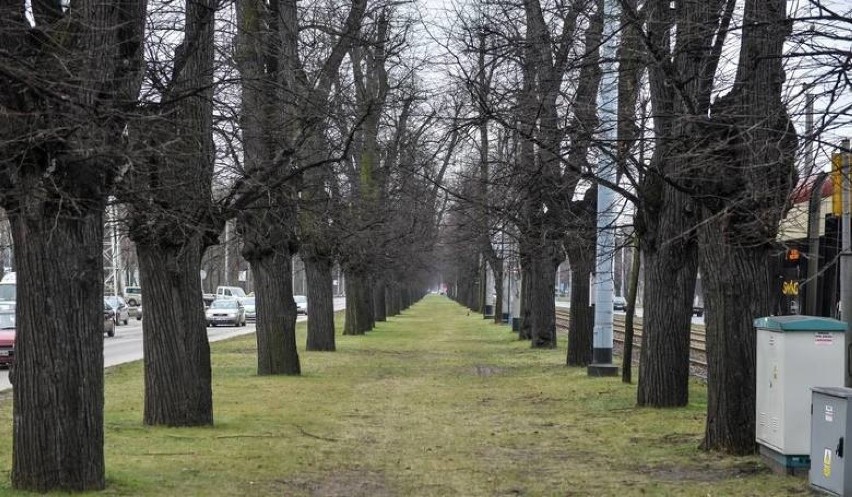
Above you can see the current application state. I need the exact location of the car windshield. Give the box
[0,312,15,329]
[294,296,306,304]
[0,283,15,302]
[105,296,123,307]
[211,300,238,309]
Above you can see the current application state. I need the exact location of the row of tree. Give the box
[0,0,447,491]
[439,0,850,457]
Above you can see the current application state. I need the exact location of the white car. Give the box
[294,295,307,314]
[205,299,246,327]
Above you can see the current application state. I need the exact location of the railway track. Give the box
[555,308,708,379]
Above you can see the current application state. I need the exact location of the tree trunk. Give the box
[305,256,336,351]
[373,278,387,322]
[344,270,372,335]
[138,241,213,425]
[528,248,558,349]
[699,224,768,453]
[492,261,504,325]
[637,195,698,406]
[386,281,401,317]
[249,251,300,375]
[10,206,106,491]
[566,244,594,366]
[622,240,642,384]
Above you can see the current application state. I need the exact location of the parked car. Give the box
[206,299,246,327]
[103,302,116,337]
[613,296,627,311]
[294,295,307,315]
[243,297,256,321]
[123,286,142,307]
[104,296,129,325]
[0,310,15,368]
[693,305,704,317]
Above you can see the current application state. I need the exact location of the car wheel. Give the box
[108,327,115,338]
[128,299,138,306]
[137,315,142,321]
[123,318,128,325]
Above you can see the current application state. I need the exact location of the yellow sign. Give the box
[824,448,832,477]
[832,153,843,215]
[782,280,799,296]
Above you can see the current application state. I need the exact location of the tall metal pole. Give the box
[224,221,230,286]
[588,0,619,377]
[840,138,852,387]
[804,92,822,315]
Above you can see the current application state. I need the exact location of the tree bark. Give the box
[385,281,401,317]
[637,196,697,406]
[138,241,213,425]
[249,251,301,375]
[10,206,106,491]
[566,243,595,366]
[528,245,558,349]
[373,278,387,322]
[305,256,336,351]
[344,270,372,335]
[492,261,504,325]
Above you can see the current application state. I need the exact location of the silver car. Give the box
[242,297,256,321]
[205,299,246,327]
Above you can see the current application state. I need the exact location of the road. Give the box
[0,297,345,393]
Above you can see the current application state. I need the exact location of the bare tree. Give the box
[0,0,146,490]
[696,0,797,453]
[121,0,221,427]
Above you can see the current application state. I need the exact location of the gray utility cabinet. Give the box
[810,387,852,496]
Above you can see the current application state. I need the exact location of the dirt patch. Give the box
[264,469,394,497]
[471,365,503,377]
[636,461,770,482]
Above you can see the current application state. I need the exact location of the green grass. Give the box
[0,295,810,496]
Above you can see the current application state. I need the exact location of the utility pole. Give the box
[841,138,852,387]
[804,92,823,316]
[589,0,619,377]
[224,221,230,286]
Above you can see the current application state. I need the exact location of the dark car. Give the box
[0,310,15,369]
[693,306,704,317]
[104,303,116,337]
[104,296,129,325]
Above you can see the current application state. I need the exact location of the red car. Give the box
[0,311,15,368]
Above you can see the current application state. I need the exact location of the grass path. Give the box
[0,295,809,496]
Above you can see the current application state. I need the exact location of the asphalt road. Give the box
[0,297,345,393]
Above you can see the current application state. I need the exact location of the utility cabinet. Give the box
[810,387,852,495]
[754,315,846,474]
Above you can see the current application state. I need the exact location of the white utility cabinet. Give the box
[754,315,846,474]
